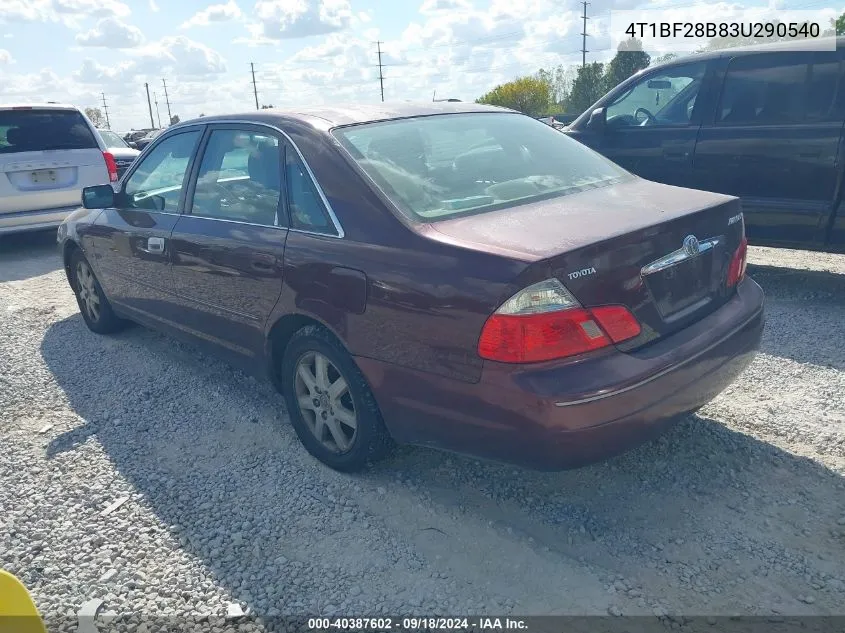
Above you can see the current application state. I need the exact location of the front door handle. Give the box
[139,236,166,255]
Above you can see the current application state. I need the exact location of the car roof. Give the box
[0,102,81,111]
[180,101,516,129]
[647,35,844,71]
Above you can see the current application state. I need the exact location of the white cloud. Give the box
[133,35,227,76]
[149,0,159,11]
[76,17,144,48]
[253,0,353,40]
[0,49,13,64]
[0,0,130,26]
[182,0,242,29]
[53,0,130,19]
[0,0,51,22]
[419,0,473,14]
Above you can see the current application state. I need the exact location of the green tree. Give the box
[535,65,577,112]
[170,114,180,125]
[604,38,651,92]
[832,11,845,35]
[476,76,553,117]
[261,104,274,109]
[84,107,106,128]
[565,62,606,116]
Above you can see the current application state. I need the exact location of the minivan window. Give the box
[605,62,707,127]
[333,112,632,221]
[0,109,98,154]
[717,53,811,125]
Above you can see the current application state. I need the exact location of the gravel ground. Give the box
[1,231,844,623]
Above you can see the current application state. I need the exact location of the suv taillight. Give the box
[477,279,641,363]
[103,151,118,183]
[727,236,748,287]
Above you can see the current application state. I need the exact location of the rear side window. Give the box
[0,109,98,153]
[716,52,840,125]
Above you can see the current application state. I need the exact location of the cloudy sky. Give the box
[0,0,839,131]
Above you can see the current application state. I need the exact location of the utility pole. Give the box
[153,91,162,128]
[144,82,155,129]
[375,41,385,102]
[250,62,259,110]
[581,1,590,68]
[161,78,172,123]
[100,92,111,129]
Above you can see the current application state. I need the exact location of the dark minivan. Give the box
[566,37,845,253]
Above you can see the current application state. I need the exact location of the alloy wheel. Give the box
[75,261,101,322]
[293,351,358,453]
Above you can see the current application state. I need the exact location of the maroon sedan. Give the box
[58,103,764,472]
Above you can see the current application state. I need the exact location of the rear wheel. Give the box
[69,249,124,334]
[281,325,393,471]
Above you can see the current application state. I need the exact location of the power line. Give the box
[250,62,259,110]
[581,0,590,68]
[375,41,385,102]
[162,78,172,123]
[100,92,110,130]
[153,91,162,128]
[144,82,154,129]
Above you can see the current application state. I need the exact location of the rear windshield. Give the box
[332,112,632,222]
[0,109,98,154]
[99,129,128,148]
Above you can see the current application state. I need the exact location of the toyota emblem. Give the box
[683,235,700,257]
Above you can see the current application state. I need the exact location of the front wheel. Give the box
[69,249,125,334]
[281,325,393,472]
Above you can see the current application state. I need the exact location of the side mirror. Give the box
[128,141,138,149]
[586,107,607,132]
[81,184,115,209]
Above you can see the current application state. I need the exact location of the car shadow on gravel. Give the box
[746,263,845,371]
[40,312,845,615]
[0,230,62,282]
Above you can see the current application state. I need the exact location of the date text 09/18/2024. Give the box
[307,617,527,631]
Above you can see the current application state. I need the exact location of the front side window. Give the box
[333,112,631,221]
[123,131,200,212]
[717,53,809,125]
[605,62,707,127]
[191,129,282,226]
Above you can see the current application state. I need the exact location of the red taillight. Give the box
[103,151,118,183]
[477,279,642,364]
[590,305,642,343]
[727,236,748,287]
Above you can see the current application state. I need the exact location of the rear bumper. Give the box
[357,277,765,470]
[0,206,78,235]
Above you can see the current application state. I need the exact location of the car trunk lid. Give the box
[424,178,746,349]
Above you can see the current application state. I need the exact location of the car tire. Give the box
[69,249,125,335]
[281,325,393,472]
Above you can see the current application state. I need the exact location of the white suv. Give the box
[0,103,119,235]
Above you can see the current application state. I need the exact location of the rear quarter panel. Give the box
[267,121,527,383]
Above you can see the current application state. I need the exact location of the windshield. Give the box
[99,129,128,148]
[0,109,98,153]
[332,112,631,221]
